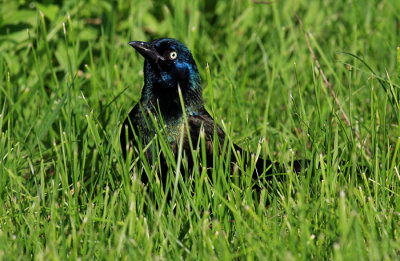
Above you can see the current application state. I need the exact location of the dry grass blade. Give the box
[295,12,371,156]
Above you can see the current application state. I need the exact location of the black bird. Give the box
[121,38,306,188]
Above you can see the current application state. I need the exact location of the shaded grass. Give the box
[0,0,400,259]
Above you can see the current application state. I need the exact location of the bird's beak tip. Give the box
[128,41,142,48]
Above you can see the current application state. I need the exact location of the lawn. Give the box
[1,0,400,259]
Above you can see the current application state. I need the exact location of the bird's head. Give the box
[129,38,201,98]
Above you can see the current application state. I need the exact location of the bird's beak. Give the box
[128,41,164,63]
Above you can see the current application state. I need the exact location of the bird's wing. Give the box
[172,110,225,167]
[185,110,292,182]
[187,110,225,143]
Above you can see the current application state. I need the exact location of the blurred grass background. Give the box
[1,0,400,259]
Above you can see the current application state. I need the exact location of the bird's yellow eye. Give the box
[169,51,177,60]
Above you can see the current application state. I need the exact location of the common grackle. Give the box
[120,38,307,189]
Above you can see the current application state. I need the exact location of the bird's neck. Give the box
[141,81,203,121]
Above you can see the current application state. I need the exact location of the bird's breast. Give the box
[164,118,185,143]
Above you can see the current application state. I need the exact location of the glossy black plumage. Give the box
[121,38,306,189]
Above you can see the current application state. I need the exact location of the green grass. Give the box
[1,0,400,259]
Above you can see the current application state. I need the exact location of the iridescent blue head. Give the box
[129,38,203,114]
